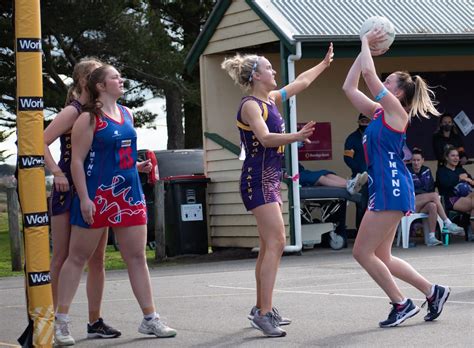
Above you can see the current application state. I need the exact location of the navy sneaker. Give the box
[379,299,420,328]
[422,285,451,321]
[87,318,121,339]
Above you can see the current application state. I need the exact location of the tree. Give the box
[1,0,216,149]
[0,1,16,127]
[151,0,216,148]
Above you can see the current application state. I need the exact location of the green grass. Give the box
[0,211,157,277]
[0,212,24,277]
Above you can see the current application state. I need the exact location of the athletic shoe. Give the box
[426,235,442,247]
[422,284,451,321]
[54,318,75,346]
[271,307,292,326]
[251,310,286,337]
[248,306,291,326]
[346,172,368,195]
[445,222,465,236]
[138,317,177,338]
[87,318,121,339]
[248,305,258,320]
[379,299,420,328]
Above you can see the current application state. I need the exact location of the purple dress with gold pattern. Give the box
[236,96,285,211]
[50,99,81,216]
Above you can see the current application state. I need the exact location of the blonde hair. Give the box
[65,57,103,106]
[394,71,441,119]
[221,54,260,91]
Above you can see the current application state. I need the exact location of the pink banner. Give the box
[297,122,332,161]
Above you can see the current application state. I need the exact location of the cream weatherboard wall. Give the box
[204,137,289,248]
[203,0,278,56]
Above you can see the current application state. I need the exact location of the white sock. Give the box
[428,284,436,298]
[395,298,408,305]
[144,312,158,321]
[55,313,69,322]
[429,232,436,239]
[443,218,452,225]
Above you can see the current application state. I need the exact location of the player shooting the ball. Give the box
[342,22,449,328]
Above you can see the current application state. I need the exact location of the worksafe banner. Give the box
[15,0,54,346]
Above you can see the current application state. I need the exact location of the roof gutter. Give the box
[284,41,303,253]
[293,34,474,42]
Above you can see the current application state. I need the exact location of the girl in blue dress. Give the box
[343,27,450,328]
[54,65,176,345]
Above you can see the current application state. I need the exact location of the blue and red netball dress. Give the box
[363,108,415,213]
[50,99,82,216]
[70,105,147,228]
[237,96,285,211]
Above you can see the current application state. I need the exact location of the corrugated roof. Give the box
[185,0,474,72]
[256,0,474,41]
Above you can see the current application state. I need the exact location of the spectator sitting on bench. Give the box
[436,145,474,238]
[432,113,469,167]
[408,148,464,246]
[298,163,367,195]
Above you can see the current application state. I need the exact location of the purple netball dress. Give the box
[363,108,415,213]
[50,99,82,216]
[237,96,285,211]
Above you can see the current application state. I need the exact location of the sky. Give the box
[0,97,168,166]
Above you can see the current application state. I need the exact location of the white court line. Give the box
[219,269,474,287]
[2,281,473,310]
[1,251,470,292]
[0,291,256,309]
[0,342,20,347]
[1,266,471,293]
[279,273,474,290]
[208,284,474,305]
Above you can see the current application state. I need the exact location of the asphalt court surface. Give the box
[0,241,473,347]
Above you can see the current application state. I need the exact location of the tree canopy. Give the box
[0,0,215,151]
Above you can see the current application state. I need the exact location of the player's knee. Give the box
[427,202,437,214]
[123,251,146,267]
[88,253,105,270]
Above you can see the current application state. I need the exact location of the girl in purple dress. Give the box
[222,43,333,337]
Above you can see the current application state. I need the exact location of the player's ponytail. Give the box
[65,57,103,106]
[395,71,440,119]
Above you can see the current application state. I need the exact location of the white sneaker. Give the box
[346,172,368,195]
[445,222,465,236]
[138,317,177,338]
[54,319,75,346]
[426,236,442,247]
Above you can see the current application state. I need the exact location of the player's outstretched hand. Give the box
[297,121,316,144]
